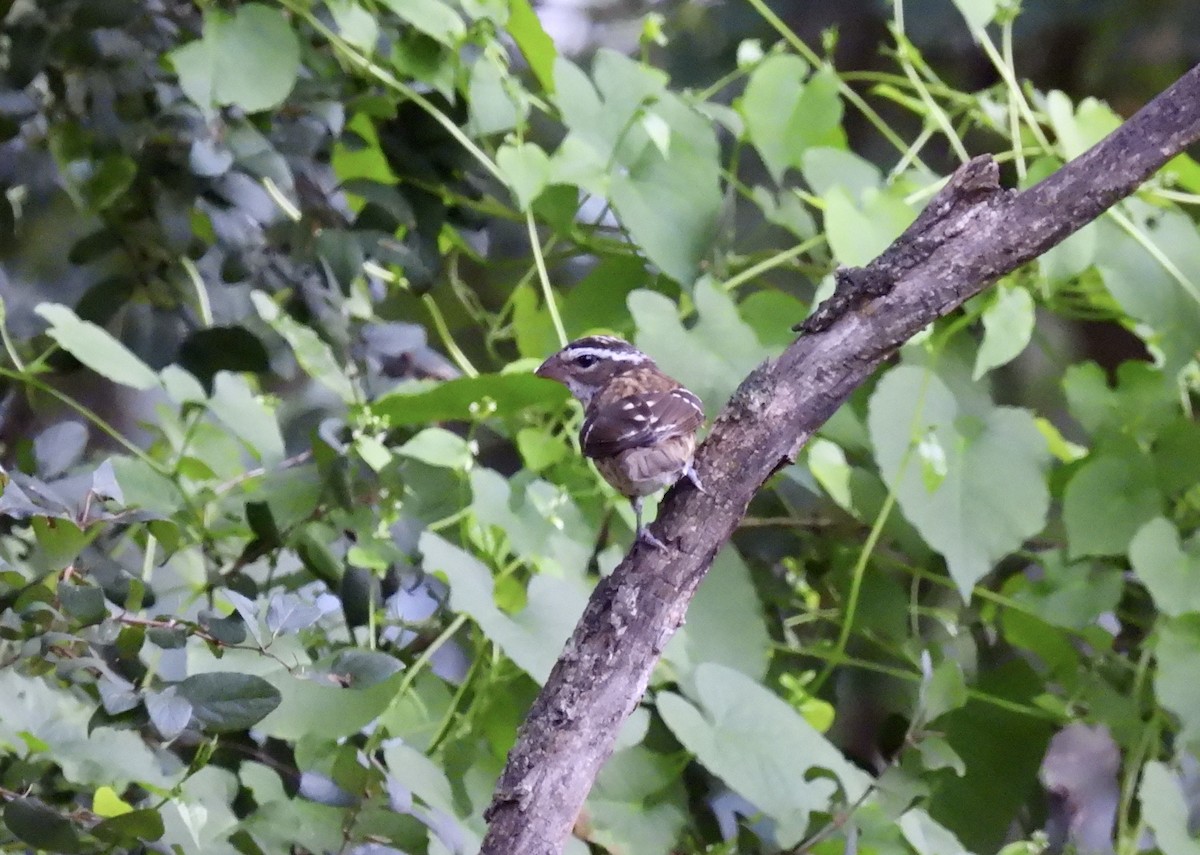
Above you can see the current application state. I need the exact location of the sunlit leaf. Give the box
[869,365,1050,598]
[35,303,158,390]
[170,4,299,112]
[973,285,1035,379]
[657,664,870,847]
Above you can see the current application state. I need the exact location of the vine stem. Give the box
[422,295,479,378]
[742,0,929,172]
[721,235,826,291]
[809,367,933,696]
[276,0,504,185]
[0,366,169,475]
[526,209,568,346]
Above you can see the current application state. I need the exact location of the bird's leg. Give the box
[683,463,706,494]
[632,496,667,551]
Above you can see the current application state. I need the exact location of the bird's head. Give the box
[535,336,653,406]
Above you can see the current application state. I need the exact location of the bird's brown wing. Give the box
[580,388,704,459]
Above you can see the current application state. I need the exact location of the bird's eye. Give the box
[573,354,598,368]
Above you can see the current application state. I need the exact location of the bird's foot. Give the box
[635,525,669,552]
[684,464,706,494]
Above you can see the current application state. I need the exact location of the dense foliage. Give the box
[1,0,1199,853]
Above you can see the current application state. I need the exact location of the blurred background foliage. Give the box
[1,0,1200,853]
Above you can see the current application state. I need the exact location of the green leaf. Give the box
[5,798,87,853]
[1003,551,1123,631]
[588,746,688,854]
[1140,762,1200,855]
[207,372,286,466]
[33,517,89,567]
[1155,419,1200,494]
[657,664,870,847]
[561,254,648,336]
[354,433,392,472]
[252,292,356,404]
[1094,204,1200,376]
[807,437,854,510]
[508,0,557,92]
[91,809,165,845]
[916,736,966,776]
[869,365,1050,598]
[553,58,609,156]
[58,582,106,626]
[973,285,1035,379]
[789,69,846,152]
[1063,450,1162,558]
[382,741,458,815]
[609,93,721,285]
[396,427,472,469]
[256,668,406,740]
[326,0,378,52]
[92,786,133,818]
[379,0,465,46]
[420,532,591,682]
[35,303,158,390]
[824,185,915,266]
[325,649,404,688]
[1063,360,1178,444]
[741,60,845,184]
[293,528,343,587]
[1039,221,1098,284]
[1045,92,1122,160]
[497,141,550,209]
[516,426,567,471]
[381,741,479,850]
[470,467,592,574]
[83,153,137,211]
[0,669,171,788]
[333,113,399,185]
[1154,616,1200,748]
[663,547,770,686]
[752,186,817,239]
[1129,518,1200,616]
[928,660,1054,851]
[740,54,807,183]
[170,4,300,113]
[146,687,193,739]
[630,277,769,416]
[551,51,719,284]
[801,146,881,198]
[175,672,282,732]
[373,373,568,426]
[921,659,968,722]
[468,55,521,136]
[952,0,997,30]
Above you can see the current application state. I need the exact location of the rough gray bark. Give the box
[480,63,1200,855]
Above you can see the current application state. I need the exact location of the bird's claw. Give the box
[635,526,669,552]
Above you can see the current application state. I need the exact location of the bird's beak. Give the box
[534,357,557,381]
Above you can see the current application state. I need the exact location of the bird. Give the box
[535,335,705,549]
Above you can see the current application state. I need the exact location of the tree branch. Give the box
[480,63,1200,854]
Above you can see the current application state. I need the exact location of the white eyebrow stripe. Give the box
[562,347,647,363]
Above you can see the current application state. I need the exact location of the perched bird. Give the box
[535,335,705,549]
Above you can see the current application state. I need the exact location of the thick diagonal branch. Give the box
[481,63,1200,855]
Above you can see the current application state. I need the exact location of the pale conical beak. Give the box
[534,357,558,381]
